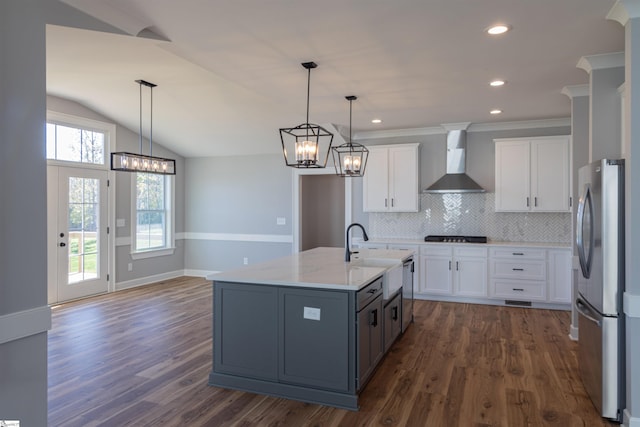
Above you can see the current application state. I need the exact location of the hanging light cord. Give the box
[138,82,143,156]
[149,84,153,158]
[349,97,353,147]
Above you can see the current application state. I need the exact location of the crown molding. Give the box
[607,0,640,26]
[577,52,625,74]
[561,84,590,99]
[353,118,570,140]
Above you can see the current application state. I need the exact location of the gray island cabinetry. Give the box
[208,247,412,410]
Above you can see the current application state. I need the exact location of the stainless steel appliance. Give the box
[401,258,414,332]
[424,235,488,243]
[575,159,625,422]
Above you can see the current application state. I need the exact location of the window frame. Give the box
[46,111,114,170]
[130,172,175,259]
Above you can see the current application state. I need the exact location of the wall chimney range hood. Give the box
[424,123,485,193]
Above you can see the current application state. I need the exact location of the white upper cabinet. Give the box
[363,143,419,212]
[494,136,571,212]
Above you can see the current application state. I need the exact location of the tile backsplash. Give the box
[368,193,572,243]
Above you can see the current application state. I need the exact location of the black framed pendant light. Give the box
[279,62,334,168]
[332,95,369,177]
[111,79,176,175]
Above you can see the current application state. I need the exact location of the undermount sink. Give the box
[350,257,403,299]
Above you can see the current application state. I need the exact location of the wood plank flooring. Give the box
[48,276,617,426]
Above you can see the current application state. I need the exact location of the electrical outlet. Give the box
[243,257,248,265]
[277,217,286,225]
[128,263,133,271]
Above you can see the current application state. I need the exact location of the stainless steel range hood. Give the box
[424,128,485,193]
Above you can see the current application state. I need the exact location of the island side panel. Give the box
[213,281,279,380]
[278,288,355,393]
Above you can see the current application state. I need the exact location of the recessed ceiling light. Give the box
[371,119,382,124]
[490,109,503,115]
[490,79,506,87]
[487,25,510,35]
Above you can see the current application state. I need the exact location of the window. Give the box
[132,172,174,257]
[47,123,105,164]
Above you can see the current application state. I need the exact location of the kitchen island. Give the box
[207,247,413,410]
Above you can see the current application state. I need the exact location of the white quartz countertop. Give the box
[357,237,571,249]
[207,247,413,291]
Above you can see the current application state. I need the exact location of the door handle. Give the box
[59,242,66,247]
[370,308,378,327]
[576,298,601,327]
[392,306,398,321]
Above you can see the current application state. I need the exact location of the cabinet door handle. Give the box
[512,268,524,271]
[385,198,388,207]
[570,197,573,207]
[392,306,398,321]
[449,261,452,270]
[526,197,530,207]
[456,261,459,271]
[512,288,524,292]
[370,309,378,327]
[391,198,394,207]
[534,197,538,207]
[367,288,378,294]
[512,252,524,256]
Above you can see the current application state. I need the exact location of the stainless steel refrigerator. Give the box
[576,159,625,422]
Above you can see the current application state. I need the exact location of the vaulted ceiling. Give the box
[47,0,623,158]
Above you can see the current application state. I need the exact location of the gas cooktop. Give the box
[424,235,488,243]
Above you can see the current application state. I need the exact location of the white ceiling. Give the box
[47,0,623,158]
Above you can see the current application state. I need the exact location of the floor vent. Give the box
[505,300,532,307]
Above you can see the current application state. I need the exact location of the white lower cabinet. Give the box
[547,249,572,304]
[419,245,487,297]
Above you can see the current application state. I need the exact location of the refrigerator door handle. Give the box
[575,297,601,327]
[576,184,594,279]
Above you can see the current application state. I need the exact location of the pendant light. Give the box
[111,79,176,175]
[332,95,369,177]
[279,62,334,168]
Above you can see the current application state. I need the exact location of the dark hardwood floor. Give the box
[48,276,616,426]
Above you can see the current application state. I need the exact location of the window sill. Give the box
[130,247,176,260]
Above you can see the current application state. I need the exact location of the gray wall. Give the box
[0,2,48,425]
[184,154,293,271]
[46,95,187,284]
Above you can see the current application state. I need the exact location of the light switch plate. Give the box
[116,218,126,227]
[277,217,286,225]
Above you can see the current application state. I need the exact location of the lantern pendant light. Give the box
[332,95,369,177]
[279,62,334,168]
[110,79,176,175]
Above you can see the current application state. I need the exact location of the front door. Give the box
[48,166,109,302]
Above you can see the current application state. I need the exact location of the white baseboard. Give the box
[624,408,640,427]
[0,305,51,345]
[115,270,184,291]
[569,324,578,341]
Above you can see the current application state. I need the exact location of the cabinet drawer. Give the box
[454,246,487,258]
[421,245,451,257]
[490,279,546,301]
[357,276,383,311]
[490,260,546,280]
[490,247,545,260]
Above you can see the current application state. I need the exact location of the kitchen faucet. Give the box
[345,223,369,262]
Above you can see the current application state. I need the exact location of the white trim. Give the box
[561,85,590,99]
[624,408,640,427]
[607,1,640,27]
[115,269,184,291]
[569,324,579,341]
[116,236,131,246]
[353,118,571,140]
[624,291,640,318]
[182,232,293,243]
[0,306,52,345]
[130,247,176,260]
[577,52,625,74]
